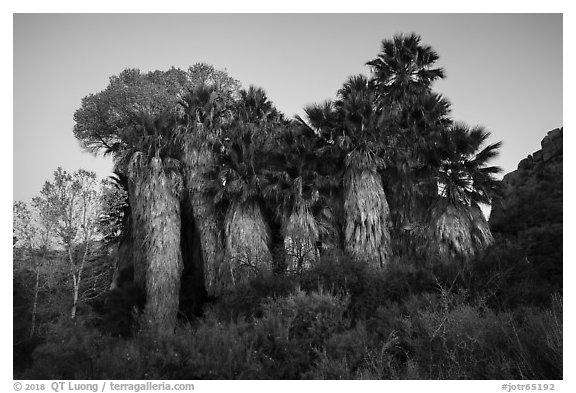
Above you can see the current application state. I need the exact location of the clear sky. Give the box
[13,13,562,203]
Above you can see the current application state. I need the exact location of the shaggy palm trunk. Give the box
[225,201,272,285]
[125,180,148,290]
[343,162,392,268]
[428,200,494,263]
[283,200,320,273]
[132,158,183,335]
[184,147,225,295]
[469,203,494,253]
[316,189,344,255]
[386,175,435,261]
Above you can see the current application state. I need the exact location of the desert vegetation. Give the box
[13,34,562,379]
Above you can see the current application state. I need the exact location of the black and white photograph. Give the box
[10,8,565,386]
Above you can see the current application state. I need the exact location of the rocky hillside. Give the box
[489,127,562,295]
[490,127,562,233]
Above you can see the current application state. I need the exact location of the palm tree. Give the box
[177,84,231,295]
[380,92,453,260]
[213,87,279,285]
[426,123,501,262]
[367,34,452,260]
[367,32,445,112]
[302,75,392,268]
[262,124,336,272]
[116,111,184,334]
[216,125,271,285]
[281,181,320,272]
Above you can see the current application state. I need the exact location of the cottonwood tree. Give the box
[13,201,55,336]
[33,167,111,319]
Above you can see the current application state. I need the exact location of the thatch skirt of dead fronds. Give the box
[224,201,272,286]
[428,201,494,263]
[344,166,392,268]
[316,191,344,254]
[387,181,434,261]
[131,157,183,335]
[125,178,148,290]
[183,146,225,296]
[469,203,494,253]
[283,200,320,273]
[110,201,140,291]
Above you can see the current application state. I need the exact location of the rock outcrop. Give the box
[489,127,563,234]
[489,127,562,292]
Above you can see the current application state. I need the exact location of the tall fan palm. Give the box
[213,87,279,285]
[216,128,271,283]
[381,92,453,260]
[302,75,392,268]
[262,124,338,272]
[367,34,451,260]
[116,111,184,334]
[426,124,502,262]
[367,33,445,111]
[177,84,232,295]
[281,178,320,272]
[237,86,279,124]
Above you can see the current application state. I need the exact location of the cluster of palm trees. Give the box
[74,34,501,335]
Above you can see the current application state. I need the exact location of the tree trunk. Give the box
[66,246,79,320]
[224,201,272,286]
[184,148,224,295]
[71,283,79,319]
[343,164,392,268]
[30,267,39,337]
[126,180,147,290]
[386,175,435,261]
[134,159,183,335]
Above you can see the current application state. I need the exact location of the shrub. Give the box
[138,317,262,379]
[21,316,110,379]
[251,289,351,378]
[96,283,146,337]
[462,236,562,310]
[506,295,563,379]
[211,273,299,321]
[18,245,562,380]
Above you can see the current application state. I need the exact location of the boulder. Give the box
[542,127,563,161]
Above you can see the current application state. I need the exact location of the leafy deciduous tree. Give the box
[32,168,108,319]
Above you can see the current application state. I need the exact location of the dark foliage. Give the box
[95,283,146,337]
[19,268,562,379]
[13,272,44,373]
[210,273,299,322]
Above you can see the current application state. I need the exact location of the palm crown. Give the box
[177,84,233,147]
[213,86,281,207]
[367,33,445,105]
[432,124,502,206]
[116,111,183,178]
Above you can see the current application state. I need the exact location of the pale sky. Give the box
[13,13,562,203]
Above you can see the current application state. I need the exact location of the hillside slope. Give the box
[489,127,563,295]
